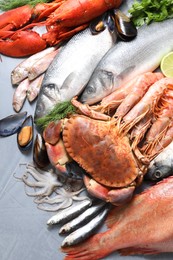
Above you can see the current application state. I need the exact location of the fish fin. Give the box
[117,66,135,81]
[119,247,160,255]
[106,204,128,228]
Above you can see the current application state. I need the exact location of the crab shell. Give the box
[63,114,140,188]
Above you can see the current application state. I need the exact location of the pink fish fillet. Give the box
[62,177,173,259]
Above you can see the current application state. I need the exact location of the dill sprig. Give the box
[0,0,53,11]
[35,101,77,130]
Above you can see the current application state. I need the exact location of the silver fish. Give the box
[59,202,106,234]
[80,19,173,104]
[61,204,111,247]
[145,142,173,181]
[47,200,91,225]
[34,18,116,121]
[12,78,30,112]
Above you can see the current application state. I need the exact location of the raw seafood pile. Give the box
[0,0,173,259]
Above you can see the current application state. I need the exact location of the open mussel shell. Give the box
[0,111,27,137]
[33,133,50,168]
[114,10,137,41]
[17,115,34,151]
[90,12,115,35]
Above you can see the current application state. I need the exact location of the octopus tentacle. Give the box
[24,185,50,197]
[37,199,73,212]
[22,173,45,188]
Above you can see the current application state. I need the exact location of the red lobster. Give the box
[0,0,122,57]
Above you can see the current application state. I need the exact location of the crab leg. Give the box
[119,77,173,134]
[71,97,110,121]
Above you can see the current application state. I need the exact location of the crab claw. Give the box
[45,138,71,173]
[83,175,135,206]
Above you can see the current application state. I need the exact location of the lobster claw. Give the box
[0,30,47,57]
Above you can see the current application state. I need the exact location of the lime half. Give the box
[160,52,173,77]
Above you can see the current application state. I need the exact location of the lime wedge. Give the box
[160,52,173,77]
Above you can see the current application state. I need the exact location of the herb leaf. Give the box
[35,101,77,130]
[129,0,173,26]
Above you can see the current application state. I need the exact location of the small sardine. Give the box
[11,47,57,85]
[47,200,91,225]
[27,74,44,102]
[79,18,173,104]
[145,141,173,181]
[34,16,116,121]
[59,202,106,234]
[12,78,30,112]
[61,204,111,247]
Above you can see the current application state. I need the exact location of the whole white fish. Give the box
[34,17,116,121]
[79,18,173,104]
[145,141,173,181]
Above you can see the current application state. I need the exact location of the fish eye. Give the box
[47,83,56,89]
[86,85,95,94]
[154,170,162,179]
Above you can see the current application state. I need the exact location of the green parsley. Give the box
[129,0,173,27]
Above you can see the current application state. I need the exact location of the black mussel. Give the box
[66,161,85,179]
[90,12,115,35]
[17,115,34,151]
[33,133,50,168]
[114,10,137,41]
[0,111,27,137]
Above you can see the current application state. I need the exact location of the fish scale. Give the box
[80,18,173,105]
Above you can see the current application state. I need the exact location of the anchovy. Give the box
[145,141,173,181]
[59,202,106,234]
[47,200,91,225]
[34,15,116,121]
[79,18,173,104]
[61,204,111,247]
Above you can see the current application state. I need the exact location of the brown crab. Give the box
[42,73,173,205]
